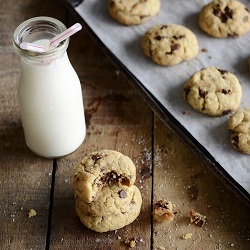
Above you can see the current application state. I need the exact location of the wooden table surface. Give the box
[1,0,250,249]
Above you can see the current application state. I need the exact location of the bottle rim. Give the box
[13,16,69,62]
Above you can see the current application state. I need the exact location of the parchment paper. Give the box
[75,0,250,195]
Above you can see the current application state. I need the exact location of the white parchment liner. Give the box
[75,0,250,194]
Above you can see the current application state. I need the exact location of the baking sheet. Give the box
[74,0,250,196]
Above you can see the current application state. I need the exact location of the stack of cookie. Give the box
[73,149,142,232]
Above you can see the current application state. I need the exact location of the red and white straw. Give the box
[20,42,45,53]
[49,23,82,50]
[19,23,82,52]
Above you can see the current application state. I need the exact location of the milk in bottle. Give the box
[13,17,86,158]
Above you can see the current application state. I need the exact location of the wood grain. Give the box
[0,0,250,249]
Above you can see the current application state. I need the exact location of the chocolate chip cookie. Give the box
[141,24,199,66]
[108,0,160,25]
[183,67,242,116]
[73,149,136,203]
[228,108,250,154]
[199,0,250,38]
[75,185,142,217]
[75,184,142,232]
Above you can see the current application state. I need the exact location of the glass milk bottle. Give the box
[13,16,86,158]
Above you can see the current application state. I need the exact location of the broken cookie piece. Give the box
[152,199,174,222]
[189,210,207,227]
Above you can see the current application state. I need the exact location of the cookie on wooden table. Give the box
[108,0,161,25]
[73,149,136,203]
[228,108,250,154]
[75,184,142,217]
[199,0,250,38]
[183,67,242,116]
[141,24,199,66]
[75,184,142,232]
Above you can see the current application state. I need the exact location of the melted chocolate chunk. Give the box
[155,35,163,41]
[100,171,119,185]
[91,153,103,164]
[166,43,180,54]
[221,89,231,94]
[100,171,130,186]
[120,177,130,186]
[213,5,233,23]
[199,89,207,98]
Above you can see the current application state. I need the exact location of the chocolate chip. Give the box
[171,43,180,51]
[120,177,130,186]
[166,43,180,54]
[231,135,239,148]
[221,89,231,94]
[118,190,127,199]
[217,68,228,74]
[100,171,119,185]
[213,5,233,23]
[184,87,191,99]
[172,35,185,40]
[91,153,103,164]
[155,35,162,40]
[222,110,231,115]
[199,89,207,98]
[160,25,168,29]
[154,200,172,210]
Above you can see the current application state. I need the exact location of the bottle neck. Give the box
[13,16,69,65]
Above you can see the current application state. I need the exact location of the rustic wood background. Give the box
[0,0,249,249]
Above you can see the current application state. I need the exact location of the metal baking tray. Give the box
[64,0,250,205]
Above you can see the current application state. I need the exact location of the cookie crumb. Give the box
[28,209,37,218]
[182,233,192,240]
[201,48,208,53]
[182,111,189,115]
[152,199,174,222]
[117,236,122,240]
[156,247,165,250]
[125,238,136,248]
[189,210,206,227]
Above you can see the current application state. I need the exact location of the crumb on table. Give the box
[182,233,192,240]
[28,209,37,218]
[152,199,174,223]
[189,210,207,227]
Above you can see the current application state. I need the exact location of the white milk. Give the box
[18,51,86,158]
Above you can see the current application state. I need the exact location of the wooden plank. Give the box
[153,115,250,249]
[49,15,153,250]
[0,1,65,249]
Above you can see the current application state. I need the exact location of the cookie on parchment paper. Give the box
[183,67,242,116]
[140,24,199,66]
[228,108,250,154]
[199,0,250,38]
[108,0,161,25]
